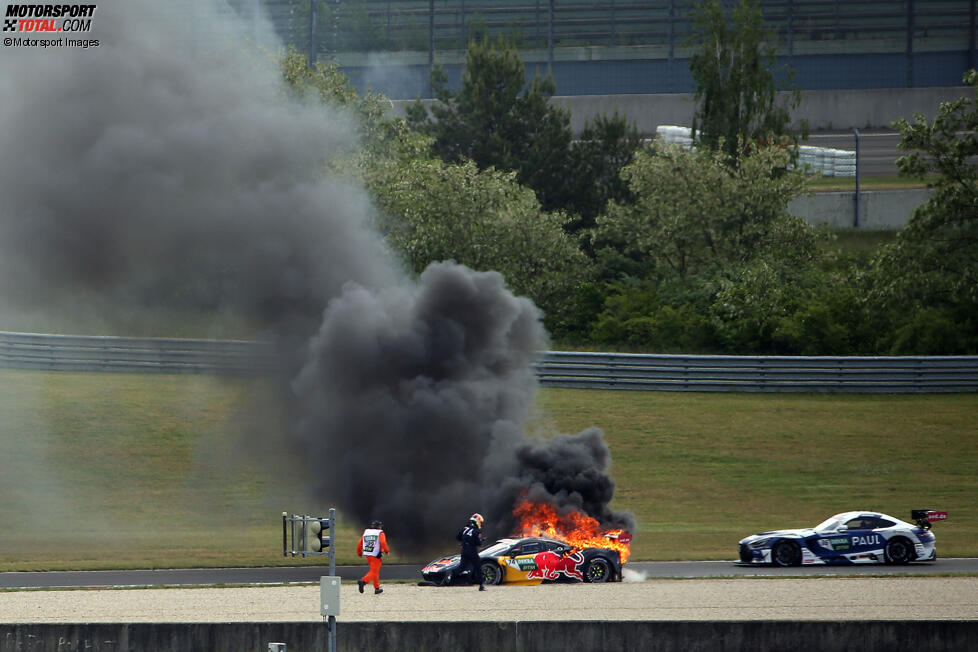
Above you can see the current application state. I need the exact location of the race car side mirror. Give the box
[837,525,848,531]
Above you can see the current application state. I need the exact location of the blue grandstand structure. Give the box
[235,1,975,98]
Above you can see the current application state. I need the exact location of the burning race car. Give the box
[738,510,947,566]
[420,535,627,586]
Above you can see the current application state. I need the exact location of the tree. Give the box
[687,0,805,160]
[564,112,644,235]
[869,69,978,353]
[370,157,593,327]
[592,140,815,280]
[280,46,591,329]
[406,36,642,227]
[406,36,574,213]
[280,45,402,162]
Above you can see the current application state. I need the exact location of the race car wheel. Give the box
[481,562,502,585]
[771,540,801,567]
[884,537,914,565]
[584,557,612,583]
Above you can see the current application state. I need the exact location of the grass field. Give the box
[806,176,934,192]
[0,369,975,571]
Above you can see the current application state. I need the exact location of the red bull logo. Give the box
[525,551,584,581]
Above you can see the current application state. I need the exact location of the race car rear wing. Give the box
[912,510,948,529]
[602,530,633,544]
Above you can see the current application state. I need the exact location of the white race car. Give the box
[738,510,947,566]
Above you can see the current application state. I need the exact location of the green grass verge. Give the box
[824,229,898,253]
[1,369,975,570]
[533,390,977,562]
[806,176,935,192]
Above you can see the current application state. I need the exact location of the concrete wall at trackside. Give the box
[391,86,968,135]
[789,188,933,230]
[3,620,978,652]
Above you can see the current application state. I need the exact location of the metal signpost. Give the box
[282,509,338,652]
[853,128,861,228]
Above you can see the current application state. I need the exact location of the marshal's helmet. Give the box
[469,513,484,529]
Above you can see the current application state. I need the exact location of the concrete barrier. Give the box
[789,188,933,230]
[392,87,969,135]
[3,620,978,652]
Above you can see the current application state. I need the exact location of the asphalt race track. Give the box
[2,558,976,589]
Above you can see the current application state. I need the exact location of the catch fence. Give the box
[1,331,975,393]
[196,1,976,95]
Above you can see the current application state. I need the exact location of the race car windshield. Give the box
[480,541,512,556]
[814,517,842,532]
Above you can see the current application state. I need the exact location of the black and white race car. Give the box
[738,510,947,566]
[420,536,625,585]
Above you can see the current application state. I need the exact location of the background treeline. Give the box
[281,0,978,356]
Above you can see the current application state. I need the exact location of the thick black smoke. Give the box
[290,262,634,550]
[0,0,633,553]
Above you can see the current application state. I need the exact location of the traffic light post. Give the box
[282,509,338,652]
[282,509,336,575]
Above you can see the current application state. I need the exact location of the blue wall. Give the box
[343,49,973,99]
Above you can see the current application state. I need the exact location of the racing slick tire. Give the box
[583,557,613,583]
[771,540,802,567]
[481,562,503,585]
[884,536,914,565]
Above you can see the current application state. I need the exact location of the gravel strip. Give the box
[1,577,976,622]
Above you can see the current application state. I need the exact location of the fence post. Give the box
[610,0,616,46]
[548,0,554,71]
[786,0,794,61]
[853,128,861,228]
[460,0,467,49]
[428,0,435,98]
[968,0,978,68]
[668,0,675,91]
[307,0,318,65]
[906,0,914,87]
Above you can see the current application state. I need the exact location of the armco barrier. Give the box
[534,351,978,393]
[0,330,278,376]
[1,331,976,393]
[2,620,977,652]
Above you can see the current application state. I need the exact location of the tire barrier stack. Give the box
[655,125,857,177]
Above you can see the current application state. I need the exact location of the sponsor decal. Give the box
[362,534,379,553]
[818,537,851,551]
[515,557,538,571]
[525,551,584,581]
[852,534,882,547]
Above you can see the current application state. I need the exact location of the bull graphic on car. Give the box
[522,550,585,581]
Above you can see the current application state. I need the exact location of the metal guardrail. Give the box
[1,331,975,393]
[535,351,978,393]
[0,331,278,376]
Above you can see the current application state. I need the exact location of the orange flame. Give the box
[512,498,631,563]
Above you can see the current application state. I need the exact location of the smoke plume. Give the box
[0,0,633,553]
